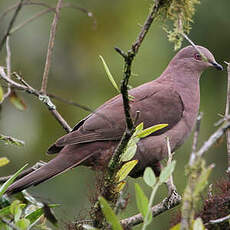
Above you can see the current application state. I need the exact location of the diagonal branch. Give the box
[0,0,24,53]
[0,67,71,132]
[40,0,63,94]
[224,61,230,174]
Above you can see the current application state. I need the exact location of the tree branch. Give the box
[224,61,230,174]
[121,191,181,228]
[0,0,24,53]
[0,68,71,132]
[40,0,63,94]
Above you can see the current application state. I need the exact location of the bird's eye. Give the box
[194,53,202,60]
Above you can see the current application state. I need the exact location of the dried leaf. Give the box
[9,91,27,111]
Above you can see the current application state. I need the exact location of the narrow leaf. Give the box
[135,122,144,133]
[26,208,43,226]
[9,91,27,111]
[120,141,137,162]
[116,160,138,182]
[99,55,119,93]
[193,218,205,230]
[15,218,30,230]
[0,84,3,102]
[0,206,11,216]
[135,183,148,218]
[0,157,9,167]
[99,196,122,230]
[0,163,28,197]
[159,160,176,184]
[143,167,156,187]
[115,181,126,193]
[10,200,25,222]
[136,124,168,138]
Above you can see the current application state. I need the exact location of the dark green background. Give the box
[0,0,229,229]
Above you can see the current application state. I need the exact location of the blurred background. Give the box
[0,0,229,229]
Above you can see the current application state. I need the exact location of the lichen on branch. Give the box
[156,0,200,49]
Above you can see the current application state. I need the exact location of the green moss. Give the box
[156,0,200,49]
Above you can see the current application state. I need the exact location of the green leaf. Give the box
[98,196,122,230]
[170,223,181,230]
[135,183,148,218]
[193,218,205,230]
[135,122,144,133]
[194,164,214,196]
[9,91,27,111]
[10,200,26,222]
[143,167,156,187]
[0,206,11,216]
[99,55,120,93]
[26,207,44,226]
[116,160,138,182]
[15,218,30,230]
[0,163,28,197]
[159,160,176,184]
[115,181,126,193]
[0,84,3,102]
[83,224,99,230]
[0,221,11,230]
[136,124,168,138]
[120,141,137,162]
[0,157,9,167]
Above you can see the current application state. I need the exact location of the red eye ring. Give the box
[194,53,202,60]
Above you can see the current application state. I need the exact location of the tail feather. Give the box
[6,152,94,195]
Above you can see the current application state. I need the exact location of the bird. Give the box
[6,45,223,195]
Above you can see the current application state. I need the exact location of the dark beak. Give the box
[210,61,223,71]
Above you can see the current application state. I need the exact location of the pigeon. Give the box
[6,45,223,194]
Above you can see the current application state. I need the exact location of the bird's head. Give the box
[173,45,223,73]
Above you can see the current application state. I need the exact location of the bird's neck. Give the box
[159,64,201,130]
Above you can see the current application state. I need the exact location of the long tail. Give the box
[6,152,93,195]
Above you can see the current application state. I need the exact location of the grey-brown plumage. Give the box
[6,45,223,195]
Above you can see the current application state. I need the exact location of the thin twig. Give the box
[180,114,204,230]
[1,37,12,103]
[205,214,230,225]
[224,61,230,174]
[197,120,230,158]
[189,112,203,166]
[166,137,177,194]
[40,0,63,94]
[0,0,24,53]
[0,1,95,28]
[121,192,181,228]
[0,67,71,132]
[132,0,160,54]
[10,8,56,34]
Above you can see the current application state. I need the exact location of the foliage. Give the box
[156,0,200,49]
[0,165,58,229]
